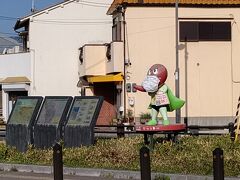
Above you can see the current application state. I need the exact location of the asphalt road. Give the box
[0,171,129,180]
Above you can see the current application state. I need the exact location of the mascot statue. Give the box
[134,64,185,126]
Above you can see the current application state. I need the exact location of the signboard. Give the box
[67,98,100,126]
[6,96,43,152]
[8,97,42,125]
[64,96,103,147]
[34,96,73,149]
[37,97,72,125]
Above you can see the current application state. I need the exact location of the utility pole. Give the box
[175,0,181,123]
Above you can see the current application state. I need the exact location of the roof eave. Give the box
[14,0,75,29]
[107,1,240,15]
[14,19,30,30]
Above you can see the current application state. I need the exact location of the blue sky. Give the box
[0,0,62,37]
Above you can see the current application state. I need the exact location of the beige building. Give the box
[79,0,240,125]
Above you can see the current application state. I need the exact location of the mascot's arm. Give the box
[133,85,146,92]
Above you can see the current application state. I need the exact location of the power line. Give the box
[33,19,111,23]
[75,0,111,6]
[30,18,111,21]
[128,25,174,35]
[0,32,18,35]
[32,19,112,25]
[74,1,109,8]
[0,45,21,47]
[0,15,18,20]
[0,18,17,22]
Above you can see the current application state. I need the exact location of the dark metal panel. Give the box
[64,96,103,147]
[6,124,28,152]
[34,124,57,149]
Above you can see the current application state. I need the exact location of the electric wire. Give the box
[0,15,18,20]
[128,25,174,35]
[31,20,112,26]
[74,1,109,8]
[0,32,18,35]
[73,0,111,7]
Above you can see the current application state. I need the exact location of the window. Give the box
[19,31,29,52]
[180,21,199,42]
[106,43,111,61]
[79,47,83,64]
[180,21,231,42]
[112,16,122,41]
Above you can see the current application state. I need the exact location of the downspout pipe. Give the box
[175,0,181,123]
[122,5,127,121]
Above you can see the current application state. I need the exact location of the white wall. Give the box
[28,0,112,96]
[0,53,31,78]
[0,52,31,122]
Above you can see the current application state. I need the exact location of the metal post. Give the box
[140,146,151,180]
[144,134,150,145]
[53,143,63,180]
[184,117,188,134]
[228,122,235,141]
[175,0,181,123]
[117,123,125,138]
[213,148,224,180]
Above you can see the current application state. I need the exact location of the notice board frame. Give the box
[33,96,73,148]
[6,96,43,152]
[65,96,104,127]
[35,96,73,126]
[7,96,43,126]
[64,96,104,147]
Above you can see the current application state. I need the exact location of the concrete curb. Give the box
[0,163,239,180]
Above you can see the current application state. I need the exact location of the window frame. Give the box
[112,15,122,42]
[179,21,232,42]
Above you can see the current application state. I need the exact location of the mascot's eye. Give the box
[153,69,158,75]
[148,70,151,75]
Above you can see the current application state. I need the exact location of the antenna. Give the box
[31,0,35,12]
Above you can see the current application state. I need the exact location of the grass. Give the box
[0,135,240,177]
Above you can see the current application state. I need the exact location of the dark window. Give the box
[180,21,231,42]
[112,17,122,41]
[180,21,199,42]
[79,47,83,64]
[106,43,111,61]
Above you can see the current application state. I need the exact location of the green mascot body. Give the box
[134,64,185,126]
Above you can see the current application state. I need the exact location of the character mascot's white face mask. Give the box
[141,75,160,93]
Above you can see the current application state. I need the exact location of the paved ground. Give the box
[0,171,128,180]
[0,163,239,180]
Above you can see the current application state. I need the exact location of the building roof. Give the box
[14,0,74,30]
[107,0,240,14]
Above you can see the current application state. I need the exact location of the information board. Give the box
[8,97,43,125]
[37,97,72,125]
[6,96,43,152]
[67,97,103,126]
[64,96,103,147]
